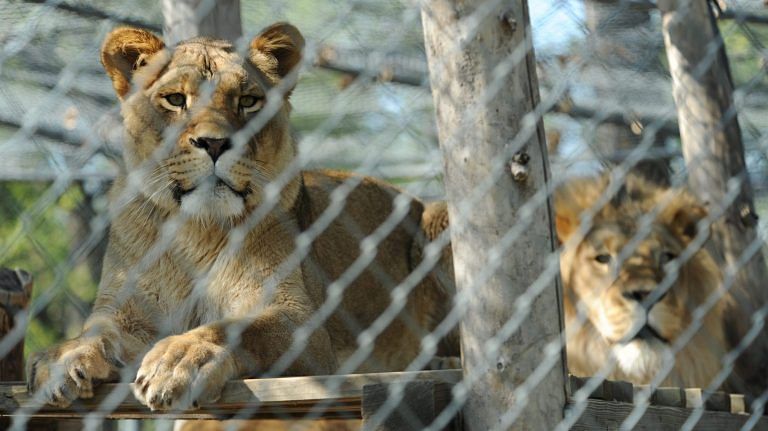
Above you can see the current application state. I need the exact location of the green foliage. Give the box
[0,182,98,354]
[720,21,768,87]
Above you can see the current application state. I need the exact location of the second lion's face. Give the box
[556,174,725,383]
[569,222,689,380]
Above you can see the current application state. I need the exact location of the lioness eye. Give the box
[594,254,612,264]
[239,95,263,112]
[165,93,186,107]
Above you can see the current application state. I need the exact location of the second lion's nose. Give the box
[191,137,232,162]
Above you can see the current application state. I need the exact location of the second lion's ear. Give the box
[249,22,305,90]
[658,189,709,245]
[101,27,165,99]
[667,201,708,245]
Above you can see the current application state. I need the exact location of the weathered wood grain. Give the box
[420,0,566,429]
[649,387,686,409]
[0,269,31,383]
[0,370,462,420]
[660,0,768,398]
[570,399,767,430]
[570,376,633,403]
[0,268,33,430]
[361,380,455,431]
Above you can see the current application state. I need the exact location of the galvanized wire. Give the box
[1,1,768,430]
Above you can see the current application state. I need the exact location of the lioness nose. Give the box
[191,137,232,162]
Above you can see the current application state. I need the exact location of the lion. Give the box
[26,23,456,411]
[421,174,733,389]
[554,174,731,388]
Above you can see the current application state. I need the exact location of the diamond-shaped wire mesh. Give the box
[1,0,767,430]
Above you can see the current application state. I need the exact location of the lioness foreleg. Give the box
[133,308,336,411]
[27,313,146,407]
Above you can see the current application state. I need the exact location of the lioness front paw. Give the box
[27,339,114,407]
[134,334,237,411]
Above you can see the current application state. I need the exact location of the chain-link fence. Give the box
[1,0,768,430]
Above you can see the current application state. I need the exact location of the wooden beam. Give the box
[361,380,455,431]
[569,376,633,403]
[0,268,31,381]
[0,269,67,431]
[0,269,30,431]
[4,371,764,428]
[570,399,768,430]
[0,370,461,420]
[659,0,768,397]
[420,0,566,429]
[717,8,768,25]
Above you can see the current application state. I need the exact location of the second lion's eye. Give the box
[240,95,257,107]
[164,93,186,107]
[239,95,264,113]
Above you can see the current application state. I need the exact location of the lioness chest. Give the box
[113,208,299,335]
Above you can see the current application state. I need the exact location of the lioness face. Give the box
[100,24,305,223]
[566,221,691,378]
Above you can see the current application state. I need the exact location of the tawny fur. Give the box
[27,23,456,412]
[554,175,731,388]
[421,174,733,389]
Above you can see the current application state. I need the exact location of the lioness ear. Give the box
[250,22,305,88]
[101,27,165,99]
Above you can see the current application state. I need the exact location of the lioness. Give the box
[27,23,455,410]
[423,174,733,389]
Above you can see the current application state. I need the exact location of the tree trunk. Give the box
[585,0,671,185]
[161,0,242,45]
[0,269,31,382]
[421,1,566,429]
[660,0,768,396]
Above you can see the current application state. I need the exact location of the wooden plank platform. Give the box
[572,375,756,415]
[0,364,764,427]
[0,370,463,420]
[570,399,768,430]
[570,376,768,430]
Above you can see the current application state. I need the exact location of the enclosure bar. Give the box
[659,0,768,397]
[420,0,567,429]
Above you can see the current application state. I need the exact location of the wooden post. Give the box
[0,270,85,431]
[659,0,768,395]
[0,268,35,430]
[361,381,455,431]
[584,0,671,184]
[161,0,242,45]
[420,1,566,429]
[0,268,32,381]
